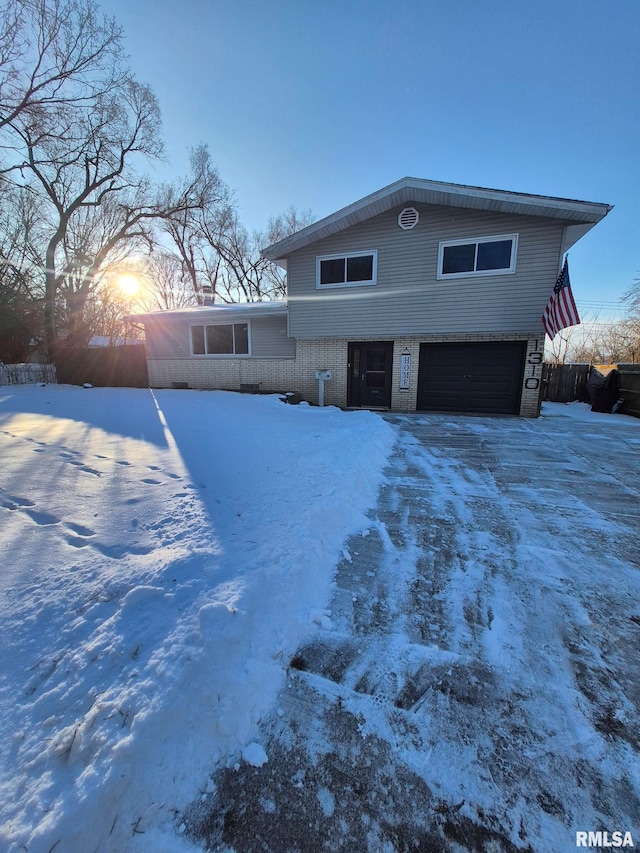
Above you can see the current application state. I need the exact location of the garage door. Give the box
[417,341,526,414]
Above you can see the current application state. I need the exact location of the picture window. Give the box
[191,323,249,355]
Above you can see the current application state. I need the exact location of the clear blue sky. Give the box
[100,0,639,320]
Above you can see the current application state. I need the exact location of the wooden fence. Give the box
[618,364,640,419]
[0,362,57,385]
[55,345,148,388]
[542,363,590,403]
[543,362,640,418]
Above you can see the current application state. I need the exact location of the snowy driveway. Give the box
[192,404,640,853]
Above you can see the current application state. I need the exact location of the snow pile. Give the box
[0,386,396,852]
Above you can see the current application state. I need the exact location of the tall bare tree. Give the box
[0,186,44,360]
[0,0,123,146]
[0,0,315,350]
[0,0,227,357]
[163,197,314,304]
[136,250,200,311]
[623,276,640,322]
[161,144,232,300]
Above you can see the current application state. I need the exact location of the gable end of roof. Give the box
[261,177,612,263]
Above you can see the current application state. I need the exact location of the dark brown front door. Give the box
[348,342,393,408]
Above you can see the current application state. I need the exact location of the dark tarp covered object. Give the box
[587,366,620,413]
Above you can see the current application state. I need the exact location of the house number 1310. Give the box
[524,341,543,390]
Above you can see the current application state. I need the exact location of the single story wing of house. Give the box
[131,177,612,416]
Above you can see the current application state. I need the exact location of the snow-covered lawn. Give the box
[0,386,395,852]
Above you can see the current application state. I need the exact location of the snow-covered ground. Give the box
[184,402,640,853]
[2,389,640,853]
[0,386,395,852]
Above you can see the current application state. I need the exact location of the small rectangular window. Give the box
[442,243,476,274]
[234,323,249,354]
[316,251,377,288]
[438,235,517,279]
[191,325,205,355]
[476,239,512,271]
[346,254,373,282]
[320,258,346,285]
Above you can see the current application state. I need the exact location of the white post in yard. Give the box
[314,369,332,407]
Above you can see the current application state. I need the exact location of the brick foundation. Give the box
[147,332,544,417]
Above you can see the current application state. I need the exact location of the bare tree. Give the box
[259,205,315,295]
[0,186,44,360]
[592,278,640,362]
[82,280,144,345]
[161,144,232,300]
[545,309,602,365]
[10,77,159,354]
[163,199,314,304]
[6,73,225,355]
[553,317,640,365]
[623,275,640,322]
[211,204,314,302]
[0,0,230,357]
[0,0,123,147]
[0,0,315,349]
[132,250,200,311]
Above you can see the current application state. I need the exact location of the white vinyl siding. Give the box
[287,205,566,339]
[316,250,378,289]
[250,314,296,357]
[145,314,294,359]
[437,234,518,279]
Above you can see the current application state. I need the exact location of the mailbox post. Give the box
[314,369,332,407]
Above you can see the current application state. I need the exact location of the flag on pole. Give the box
[542,257,580,339]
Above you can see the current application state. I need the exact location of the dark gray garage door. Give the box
[417,341,526,414]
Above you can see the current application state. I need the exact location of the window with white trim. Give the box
[316,250,377,288]
[437,234,518,279]
[191,323,250,355]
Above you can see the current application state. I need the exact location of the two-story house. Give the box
[134,177,611,416]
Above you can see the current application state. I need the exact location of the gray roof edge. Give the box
[261,177,411,260]
[261,177,613,261]
[128,301,288,322]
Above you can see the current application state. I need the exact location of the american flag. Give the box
[542,258,580,339]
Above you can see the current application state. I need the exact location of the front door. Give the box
[348,342,393,408]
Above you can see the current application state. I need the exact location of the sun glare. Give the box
[118,274,140,297]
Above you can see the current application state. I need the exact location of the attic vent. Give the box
[398,207,419,230]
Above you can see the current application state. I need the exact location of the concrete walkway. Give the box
[187,406,640,852]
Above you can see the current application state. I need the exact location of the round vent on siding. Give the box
[398,207,419,230]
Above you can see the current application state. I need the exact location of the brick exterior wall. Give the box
[147,332,544,417]
[521,334,545,417]
[147,358,298,394]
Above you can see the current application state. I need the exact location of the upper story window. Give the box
[316,250,378,288]
[437,234,518,279]
[191,322,250,356]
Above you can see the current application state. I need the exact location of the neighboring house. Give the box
[132,177,611,416]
